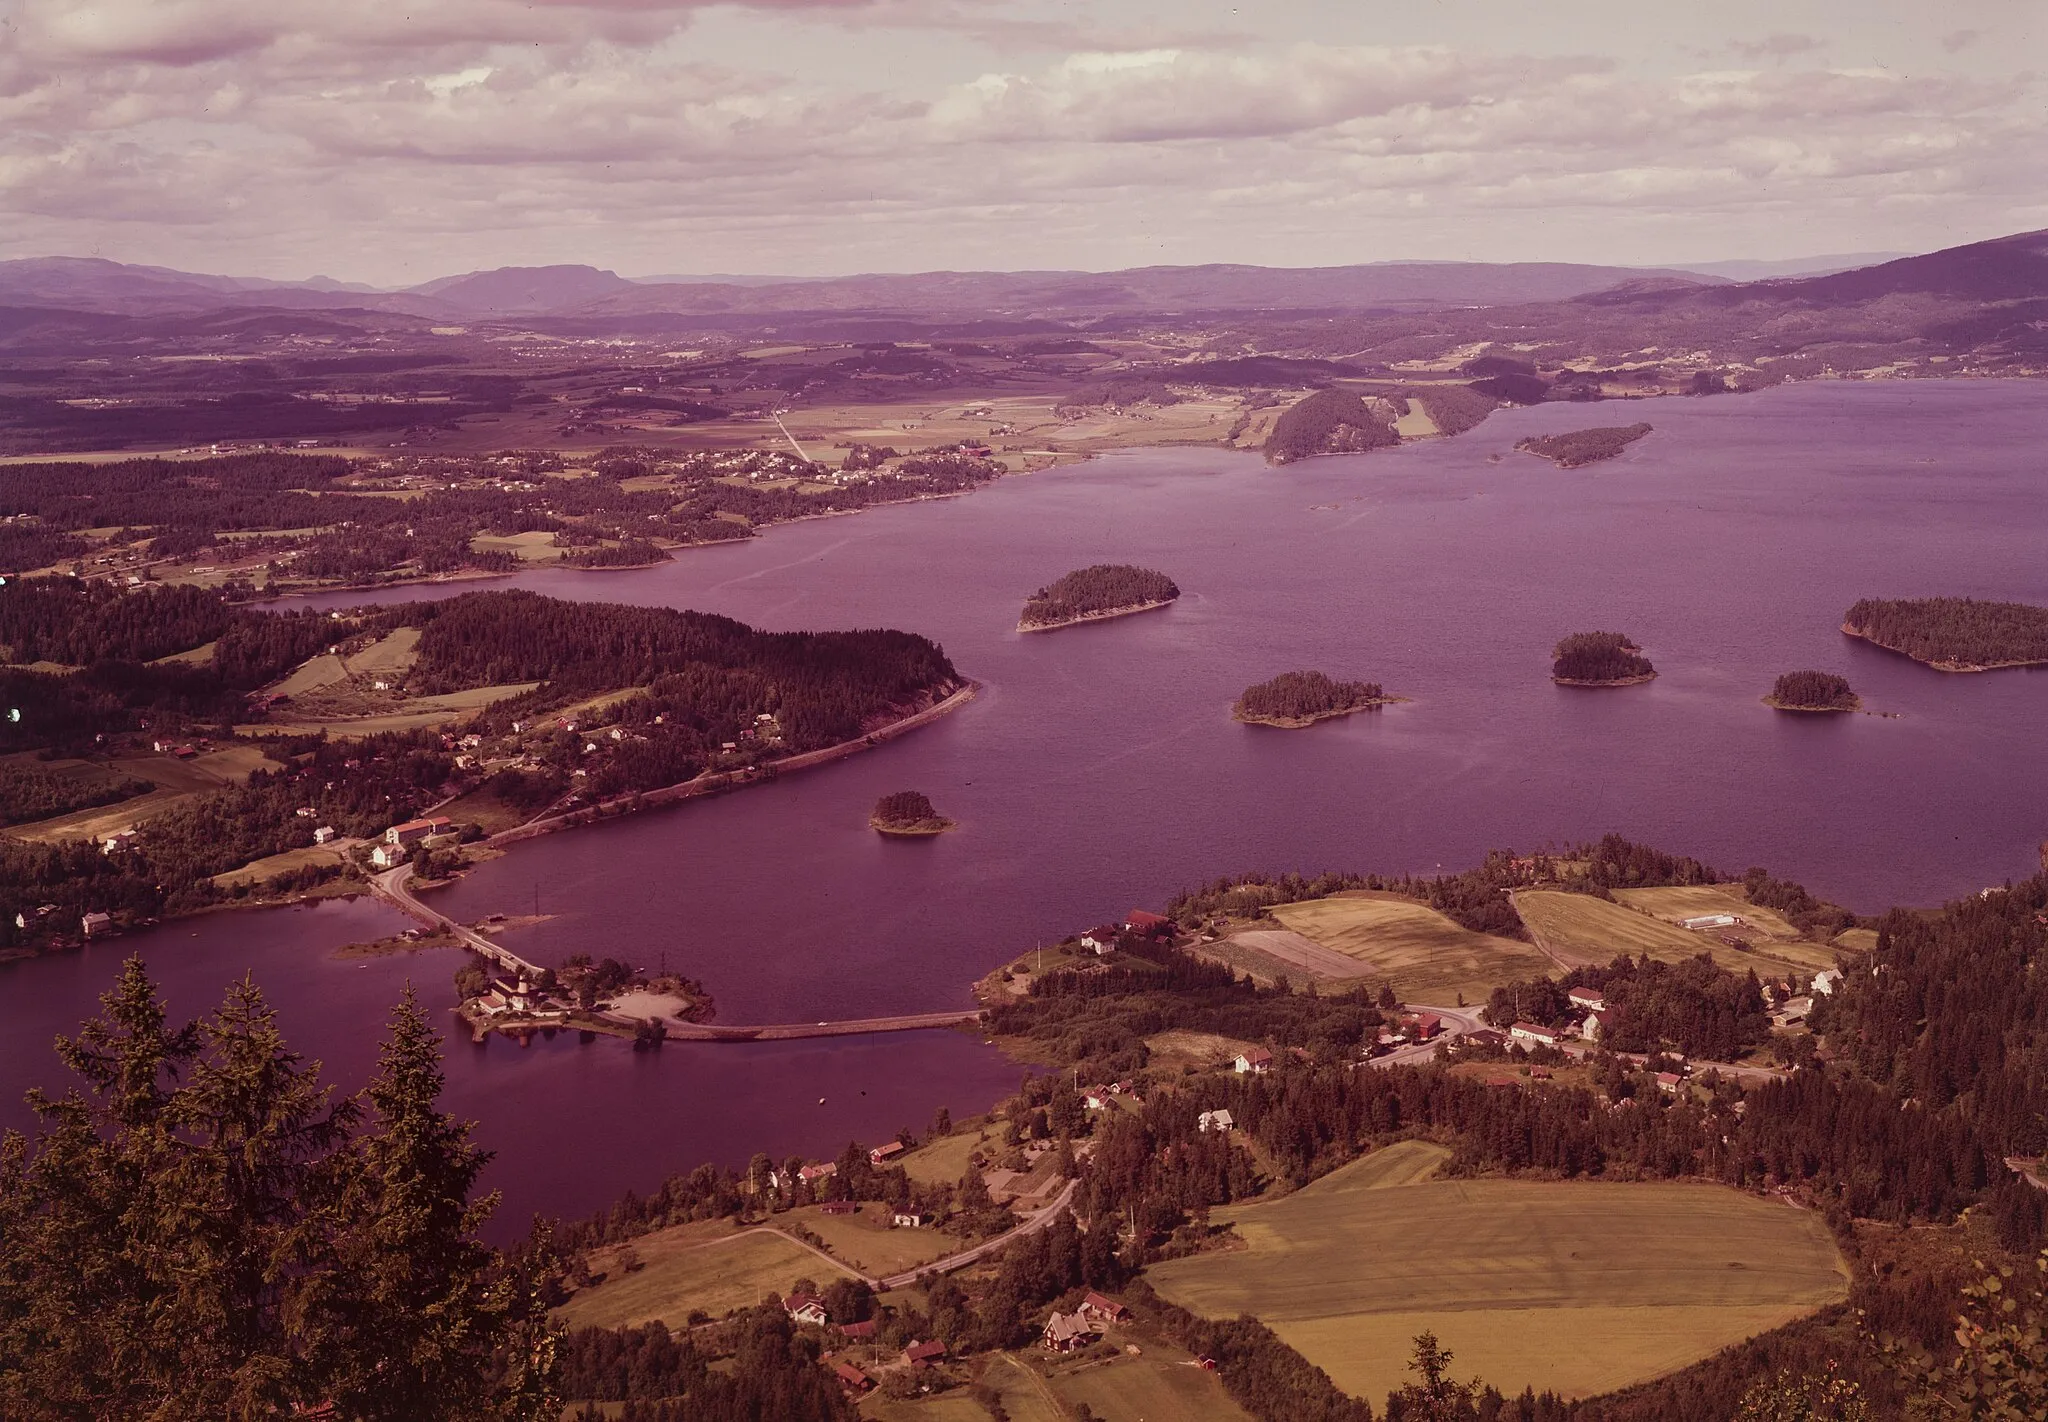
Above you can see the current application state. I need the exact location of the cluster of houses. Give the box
[1078,908,1173,957]
[470,975,569,1023]
[806,1289,1131,1396]
[367,815,457,869]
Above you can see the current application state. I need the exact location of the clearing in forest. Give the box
[1148,1146,1847,1403]
[1612,885,1840,973]
[1271,891,1551,1003]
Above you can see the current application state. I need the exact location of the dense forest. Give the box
[1405,384,1499,437]
[1514,423,1652,468]
[1233,669,1389,725]
[1766,670,1858,711]
[1018,564,1180,628]
[1485,954,1775,1062]
[0,760,153,827]
[1263,388,1399,464]
[1551,631,1656,684]
[1842,596,2048,669]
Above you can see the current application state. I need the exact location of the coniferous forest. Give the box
[1234,669,1389,725]
[1551,630,1656,684]
[1842,595,2048,668]
[1766,670,1858,710]
[1514,422,1652,467]
[1018,564,1180,627]
[1263,388,1400,464]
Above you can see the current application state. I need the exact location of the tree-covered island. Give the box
[1515,422,1652,468]
[1232,670,1398,728]
[1765,670,1860,712]
[1262,387,1400,465]
[1551,630,1657,686]
[1018,564,1180,631]
[870,790,956,836]
[1843,596,2048,671]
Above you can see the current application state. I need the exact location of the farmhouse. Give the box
[1198,1109,1235,1134]
[892,1211,924,1229]
[384,815,454,846]
[903,1340,946,1369]
[1812,968,1844,995]
[369,844,402,870]
[838,1319,877,1340]
[868,1141,905,1165]
[1234,1047,1274,1074]
[1510,1022,1562,1048]
[312,826,337,845]
[831,1361,873,1394]
[1567,987,1606,1011]
[798,1162,838,1184]
[1080,926,1121,955]
[784,1294,829,1326]
[1041,1311,1097,1352]
[1656,1071,1686,1094]
[1582,1009,1610,1042]
[100,831,139,854]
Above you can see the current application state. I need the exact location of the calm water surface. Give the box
[5,380,2045,1232]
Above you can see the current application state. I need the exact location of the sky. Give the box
[2,0,2044,285]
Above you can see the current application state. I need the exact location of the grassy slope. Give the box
[1148,1144,1846,1403]
[785,1203,956,1278]
[1612,885,1840,973]
[1518,890,1835,975]
[1272,891,1551,1003]
[553,1223,855,1331]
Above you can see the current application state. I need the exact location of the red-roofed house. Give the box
[1080,1292,1128,1323]
[832,1361,873,1393]
[1567,986,1607,1011]
[1407,1012,1443,1041]
[385,815,453,846]
[838,1319,877,1340]
[798,1161,838,1184]
[1124,909,1171,936]
[1509,1022,1561,1048]
[1656,1071,1685,1094]
[903,1339,946,1368]
[1234,1047,1273,1074]
[785,1294,829,1326]
[1042,1311,1097,1352]
[868,1141,905,1165]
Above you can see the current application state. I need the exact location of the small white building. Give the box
[1680,913,1742,931]
[100,831,139,855]
[1812,968,1844,995]
[1234,1048,1273,1074]
[1581,1009,1609,1042]
[370,844,403,870]
[312,826,337,845]
[81,911,114,937]
[892,1211,924,1229]
[1510,1021,1561,1048]
[1198,1109,1235,1134]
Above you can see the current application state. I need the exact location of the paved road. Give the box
[1367,1003,1487,1068]
[877,1179,1079,1289]
[371,864,543,978]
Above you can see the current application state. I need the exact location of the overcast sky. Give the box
[3,0,2044,285]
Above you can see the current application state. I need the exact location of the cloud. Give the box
[0,5,2041,281]
[1943,29,1982,54]
[1727,34,1825,62]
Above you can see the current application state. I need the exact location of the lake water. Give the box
[5,379,2045,1234]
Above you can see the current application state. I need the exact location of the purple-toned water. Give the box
[5,380,2045,1232]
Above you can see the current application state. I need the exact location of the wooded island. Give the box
[1262,388,1399,465]
[870,790,955,836]
[1842,596,2048,671]
[1765,671,1860,712]
[1515,422,1653,468]
[1018,565,1180,631]
[1233,670,1397,728]
[1552,631,1657,686]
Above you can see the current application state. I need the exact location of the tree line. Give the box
[1019,564,1180,626]
[1551,631,1654,683]
[1264,388,1399,464]
[1235,669,1387,722]
[1843,596,2048,667]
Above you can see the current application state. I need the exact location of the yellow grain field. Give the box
[1519,891,1835,975]
[1148,1148,1846,1404]
[1272,892,1552,1003]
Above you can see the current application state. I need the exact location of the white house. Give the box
[370,844,403,870]
[1812,968,1844,995]
[312,826,337,845]
[1581,1009,1609,1042]
[81,911,115,937]
[784,1294,829,1327]
[1509,1021,1561,1048]
[1234,1047,1274,1074]
[1079,926,1120,955]
[1567,986,1606,1011]
[1198,1109,1235,1134]
[892,1211,924,1229]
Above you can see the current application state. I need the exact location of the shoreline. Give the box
[1840,622,2048,673]
[490,680,980,847]
[1763,696,1861,713]
[872,817,957,836]
[1552,672,1657,688]
[1018,597,1178,633]
[1233,696,1406,729]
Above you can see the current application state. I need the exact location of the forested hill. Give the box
[1263,388,1399,464]
[379,590,959,749]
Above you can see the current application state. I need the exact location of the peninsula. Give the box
[1842,596,2048,671]
[870,790,956,836]
[1765,671,1860,712]
[1515,422,1653,468]
[1552,630,1657,686]
[1018,564,1180,632]
[1233,670,1399,728]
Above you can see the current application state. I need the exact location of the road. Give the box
[371,864,542,978]
[1367,1003,1487,1067]
[877,1179,1079,1289]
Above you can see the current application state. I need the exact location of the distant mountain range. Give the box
[0,254,1733,320]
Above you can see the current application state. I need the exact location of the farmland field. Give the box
[1517,890,1836,975]
[895,1128,993,1188]
[1147,1143,1847,1403]
[785,1203,955,1277]
[553,1221,854,1331]
[241,681,540,736]
[1271,892,1552,1003]
[1612,885,1839,972]
[1050,1342,1258,1421]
